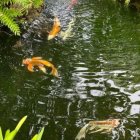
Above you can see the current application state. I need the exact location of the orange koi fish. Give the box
[22,57,58,77]
[48,17,61,40]
[67,0,78,10]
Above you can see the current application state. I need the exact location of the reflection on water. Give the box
[1,0,140,139]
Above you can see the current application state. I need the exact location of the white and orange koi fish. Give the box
[22,57,58,77]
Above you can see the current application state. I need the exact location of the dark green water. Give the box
[1,0,140,139]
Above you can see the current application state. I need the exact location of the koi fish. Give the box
[22,57,58,77]
[67,0,78,10]
[75,119,120,140]
[60,18,75,40]
[48,17,61,40]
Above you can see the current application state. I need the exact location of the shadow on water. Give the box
[1,0,140,139]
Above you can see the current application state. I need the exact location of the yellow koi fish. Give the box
[22,57,58,77]
[48,17,61,40]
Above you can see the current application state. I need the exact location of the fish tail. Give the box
[38,60,58,77]
[51,67,58,77]
[27,64,34,72]
[38,66,46,74]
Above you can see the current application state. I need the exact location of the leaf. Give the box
[125,0,130,5]
[32,134,38,140]
[4,116,27,140]
[31,127,45,140]
[4,130,17,140]
[36,127,44,140]
[0,0,13,5]
[0,8,21,35]
[4,129,10,138]
[75,119,120,140]
[32,0,43,8]
[15,115,27,131]
[0,127,4,140]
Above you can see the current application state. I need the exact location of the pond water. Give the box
[1,0,140,139]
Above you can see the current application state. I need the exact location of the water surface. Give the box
[0,0,140,139]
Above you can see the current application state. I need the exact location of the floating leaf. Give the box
[75,119,120,140]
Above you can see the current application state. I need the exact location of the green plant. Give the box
[0,115,27,140]
[31,127,45,140]
[0,115,45,140]
[0,0,44,35]
[0,1,21,35]
[125,0,130,5]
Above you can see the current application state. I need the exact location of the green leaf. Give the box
[0,0,44,35]
[4,129,10,138]
[31,134,38,140]
[4,130,17,140]
[32,0,43,8]
[0,0,13,6]
[15,115,27,131]
[4,116,27,140]
[4,8,22,18]
[31,127,45,140]
[125,0,130,5]
[0,127,4,140]
[0,8,21,35]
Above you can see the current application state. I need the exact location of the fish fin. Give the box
[27,64,34,72]
[39,60,53,67]
[38,60,58,77]
[51,67,58,77]
[48,35,55,40]
[38,65,46,74]
[32,57,42,60]
[75,124,89,140]
[22,58,31,65]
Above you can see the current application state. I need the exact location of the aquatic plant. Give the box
[0,0,21,35]
[0,116,27,140]
[0,0,44,35]
[31,127,45,140]
[0,116,45,140]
